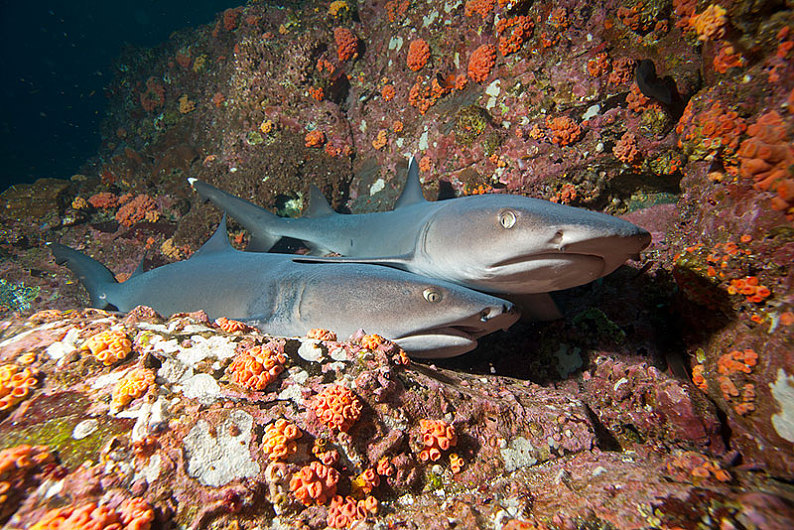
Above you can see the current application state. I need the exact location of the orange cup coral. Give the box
[418,419,458,462]
[327,494,378,528]
[111,367,155,412]
[29,498,154,530]
[82,329,132,366]
[227,345,287,391]
[468,44,497,83]
[307,328,338,341]
[0,363,39,412]
[547,116,583,146]
[290,461,340,505]
[262,419,302,461]
[305,130,327,148]
[407,38,430,71]
[334,27,358,62]
[311,384,363,432]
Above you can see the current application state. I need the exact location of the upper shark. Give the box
[189,156,651,296]
[49,217,518,359]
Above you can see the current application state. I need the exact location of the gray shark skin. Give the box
[49,218,519,359]
[189,156,651,295]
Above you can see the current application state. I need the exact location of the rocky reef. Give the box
[1,0,793,528]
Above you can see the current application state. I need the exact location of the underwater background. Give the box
[0,0,241,189]
[0,0,793,528]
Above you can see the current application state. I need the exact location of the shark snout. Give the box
[480,302,517,323]
[558,223,651,255]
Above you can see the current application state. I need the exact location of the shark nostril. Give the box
[550,231,564,247]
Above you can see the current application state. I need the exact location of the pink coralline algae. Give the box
[140,77,165,112]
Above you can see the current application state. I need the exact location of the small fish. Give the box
[636,59,672,105]
[49,217,519,359]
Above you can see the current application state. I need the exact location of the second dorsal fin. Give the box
[191,214,233,258]
[394,155,426,209]
[303,185,336,218]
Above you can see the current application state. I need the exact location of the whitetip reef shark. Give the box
[49,217,519,358]
[189,156,651,299]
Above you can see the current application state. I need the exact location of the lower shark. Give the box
[189,156,651,301]
[49,217,519,359]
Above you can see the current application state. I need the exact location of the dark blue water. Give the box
[0,0,242,191]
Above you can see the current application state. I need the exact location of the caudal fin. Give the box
[48,242,118,308]
[188,178,281,251]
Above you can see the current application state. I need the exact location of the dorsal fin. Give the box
[129,256,146,279]
[394,155,426,209]
[303,185,336,218]
[191,214,232,258]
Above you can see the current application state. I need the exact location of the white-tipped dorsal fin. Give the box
[394,155,426,209]
[192,214,233,258]
[303,185,336,218]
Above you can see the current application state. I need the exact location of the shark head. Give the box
[293,263,519,358]
[417,194,651,294]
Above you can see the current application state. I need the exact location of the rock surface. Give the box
[1,0,793,527]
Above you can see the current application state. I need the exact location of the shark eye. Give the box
[499,210,517,229]
[423,288,442,303]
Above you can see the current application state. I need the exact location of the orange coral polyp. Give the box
[263,419,302,461]
[307,328,338,341]
[334,27,358,62]
[290,461,340,505]
[327,495,378,528]
[547,116,583,146]
[111,368,155,412]
[407,38,430,71]
[82,329,133,366]
[311,384,363,432]
[227,345,287,391]
[29,498,154,530]
[468,44,497,83]
[418,419,457,462]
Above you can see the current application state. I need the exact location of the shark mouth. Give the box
[485,252,606,293]
[393,306,519,359]
[485,232,652,293]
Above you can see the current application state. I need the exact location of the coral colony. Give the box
[0,0,793,528]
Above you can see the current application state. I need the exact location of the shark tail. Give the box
[48,242,118,309]
[189,178,282,251]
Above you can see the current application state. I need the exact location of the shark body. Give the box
[49,218,518,358]
[189,157,651,297]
